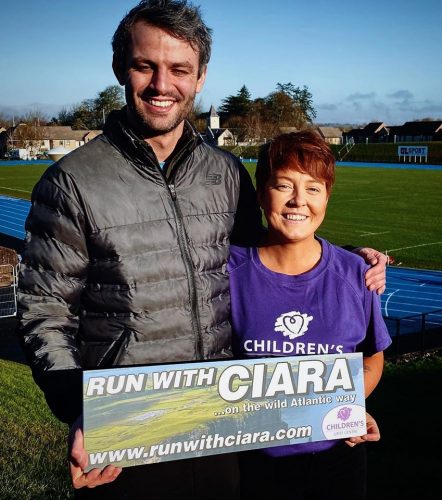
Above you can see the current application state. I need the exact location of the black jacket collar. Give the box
[103,108,202,178]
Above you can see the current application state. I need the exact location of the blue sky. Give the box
[1,0,441,125]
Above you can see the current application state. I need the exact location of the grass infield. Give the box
[1,162,441,269]
[0,164,48,199]
[0,359,71,499]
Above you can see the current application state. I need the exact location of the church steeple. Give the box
[209,105,220,129]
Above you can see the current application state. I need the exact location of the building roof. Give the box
[279,127,298,134]
[317,126,342,138]
[362,122,387,134]
[209,105,219,117]
[387,126,403,136]
[398,121,442,136]
[207,127,232,140]
[345,122,388,137]
[41,126,85,140]
[345,128,365,137]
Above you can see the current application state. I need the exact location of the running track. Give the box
[381,267,442,335]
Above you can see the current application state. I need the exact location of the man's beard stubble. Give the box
[126,89,196,139]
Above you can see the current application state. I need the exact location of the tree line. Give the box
[1,82,315,143]
[50,82,316,140]
[207,83,316,141]
[2,83,441,145]
[0,86,125,131]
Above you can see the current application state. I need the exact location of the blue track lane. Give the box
[0,196,30,240]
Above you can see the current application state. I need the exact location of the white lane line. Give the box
[383,307,442,315]
[332,195,396,204]
[359,231,390,237]
[387,277,442,284]
[0,186,32,193]
[382,300,442,310]
[385,286,442,297]
[387,241,442,252]
[384,289,400,318]
[388,269,442,276]
[384,285,442,295]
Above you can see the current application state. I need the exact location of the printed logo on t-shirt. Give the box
[274,310,313,340]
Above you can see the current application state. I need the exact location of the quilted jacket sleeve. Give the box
[17,167,89,424]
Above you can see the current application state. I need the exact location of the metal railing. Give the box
[383,308,442,357]
[338,138,355,160]
[0,264,18,318]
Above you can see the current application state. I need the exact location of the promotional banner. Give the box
[83,353,366,469]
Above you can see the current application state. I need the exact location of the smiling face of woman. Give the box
[255,131,335,248]
[259,168,329,246]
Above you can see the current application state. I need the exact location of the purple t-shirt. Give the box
[228,237,391,457]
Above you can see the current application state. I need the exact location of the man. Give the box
[17,1,386,498]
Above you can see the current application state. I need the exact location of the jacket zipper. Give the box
[107,116,205,359]
[98,328,131,367]
[168,182,204,360]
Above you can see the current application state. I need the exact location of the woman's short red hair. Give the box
[255,130,336,194]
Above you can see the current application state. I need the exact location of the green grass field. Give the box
[322,167,442,270]
[0,359,72,499]
[0,164,48,199]
[1,162,442,269]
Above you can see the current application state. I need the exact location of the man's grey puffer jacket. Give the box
[17,109,262,423]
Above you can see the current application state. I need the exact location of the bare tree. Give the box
[0,112,12,129]
[189,96,206,132]
[10,111,47,157]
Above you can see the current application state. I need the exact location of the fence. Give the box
[0,264,18,318]
[0,247,19,319]
[383,309,442,357]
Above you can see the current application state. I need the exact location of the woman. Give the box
[228,131,391,500]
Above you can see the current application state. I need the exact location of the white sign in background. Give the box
[398,145,428,161]
[398,146,428,156]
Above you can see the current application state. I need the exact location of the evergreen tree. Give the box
[219,85,252,118]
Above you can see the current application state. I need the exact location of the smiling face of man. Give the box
[114,21,206,138]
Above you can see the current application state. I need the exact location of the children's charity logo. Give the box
[322,404,366,440]
[274,311,313,339]
[337,406,352,421]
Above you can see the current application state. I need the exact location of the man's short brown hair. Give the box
[112,0,212,78]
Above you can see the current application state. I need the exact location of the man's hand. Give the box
[345,411,380,447]
[69,416,122,489]
[353,247,387,295]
